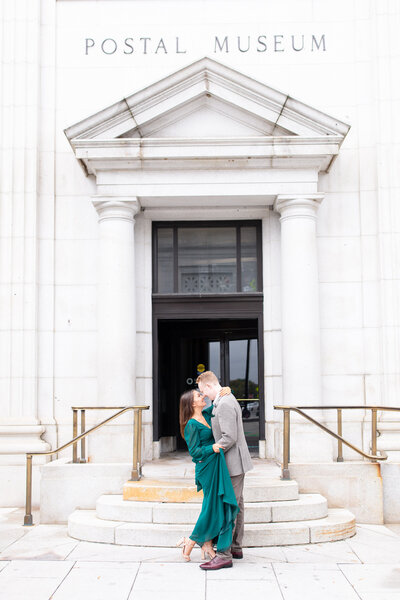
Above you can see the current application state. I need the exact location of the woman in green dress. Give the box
[177,388,239,562]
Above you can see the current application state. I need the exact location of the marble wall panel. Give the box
[37,332,55,379]
[317,237,362,282]
[360,191,378,236]
[135,377,153,425]
[55,152,96,197]
[264,375,282,420]
[322,375,364,407]
[364,374,382,406]
[136,332,152,380]
[264,331,282,377]
[362,280,380,328]
[359,147,378,192]
[54,286,97,332]
[55,240,97,285]
[317,193,360,238]
[54,332,97,378]
[319,282,363,329]
[319,148,360,194]
[321,329,364,375]
[53,377,97,421]
[263,284,281,332]
[363,328,381,375]
[0,332,11,379]
[55,196,98,240]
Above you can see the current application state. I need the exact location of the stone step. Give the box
[96,493,327,524]
[122,477,299,503]
[68,508,355,546]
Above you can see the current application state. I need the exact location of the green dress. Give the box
[184,406,239,552]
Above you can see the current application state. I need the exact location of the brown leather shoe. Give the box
[200,556,233,570]
[232,550,243,559]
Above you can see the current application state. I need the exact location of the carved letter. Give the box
[291,35,304,52]
[214,36,229,53]
[311,34,326,51]
[124,38,134,54]
[140,37,151,54]
[257,35,267,52]
[176,37,187,53]
[237,36,250,53]
[274,35,284,52]
[85,38,95,54]
[156,38,168,53]
[101,38,117,54]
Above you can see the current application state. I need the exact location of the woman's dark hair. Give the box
[179,389,194,439]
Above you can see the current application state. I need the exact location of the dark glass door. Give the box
[158,319,260,450]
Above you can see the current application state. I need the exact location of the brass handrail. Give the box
[274,405,390,480]
[71,406,127,463]
[24,405,149,526]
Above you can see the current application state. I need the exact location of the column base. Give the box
[0,424,50,465]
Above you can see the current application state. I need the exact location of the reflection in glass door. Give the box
[157,319,261,452]
[228,339,259,448]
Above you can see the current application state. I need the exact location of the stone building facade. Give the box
[1,0,399,511]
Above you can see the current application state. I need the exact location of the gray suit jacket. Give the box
[211,392,253,477]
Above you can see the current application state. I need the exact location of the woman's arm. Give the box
[184,421,215,460]
[219,386,231,397]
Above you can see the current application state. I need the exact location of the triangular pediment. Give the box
[118,96,292,138]
[65,57,349,142]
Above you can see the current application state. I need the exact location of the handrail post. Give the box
[24,454,33,526]
[137,408,143,478]
[337,409,344,462]
[371,408,378,462]
[80,409,86,463]
[72,409,78,463]
[282,408,291,480]
[131,408,141,481]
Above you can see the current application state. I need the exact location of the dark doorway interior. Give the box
[158,319,260,450]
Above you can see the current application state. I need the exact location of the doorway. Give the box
[157,319,261,451]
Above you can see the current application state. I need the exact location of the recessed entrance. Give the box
[156,318,262,451]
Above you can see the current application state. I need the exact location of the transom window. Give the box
[153,222,262,294]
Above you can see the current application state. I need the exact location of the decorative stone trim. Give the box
[274,194,324,221]
[93,199,140,222]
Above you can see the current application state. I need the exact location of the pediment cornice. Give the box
[65,57,350,175]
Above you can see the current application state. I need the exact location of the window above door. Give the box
[153,221,262,295]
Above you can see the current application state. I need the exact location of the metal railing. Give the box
[24,405,149,526]
[274,405,390,480]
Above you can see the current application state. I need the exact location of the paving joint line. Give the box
[337,563,363,600]
[271,562,287,600]
[47,560,76,600]
[126,561,142,600]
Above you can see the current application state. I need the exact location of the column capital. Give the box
[274,194,324,221]
[92,197,141,222]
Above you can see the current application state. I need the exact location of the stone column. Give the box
[274,195,323,406]
[93,199,140,406]
[274,195,330,461]
[0,0,51,466]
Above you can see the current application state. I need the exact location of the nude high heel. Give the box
[201,541,216,560]
[176,537,195,561]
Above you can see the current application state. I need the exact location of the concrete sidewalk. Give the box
[1,509,400,600]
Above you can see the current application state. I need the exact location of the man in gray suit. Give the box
[196,370,253,570]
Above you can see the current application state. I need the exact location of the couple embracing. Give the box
[178,370,253,570]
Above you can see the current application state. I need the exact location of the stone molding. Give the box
[93,198,140,222]
[274,194,324,221]
[65,57,350,141]
[65,57,350,177]
[73,137,342,175]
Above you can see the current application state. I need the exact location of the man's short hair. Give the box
[196,371,219,385]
